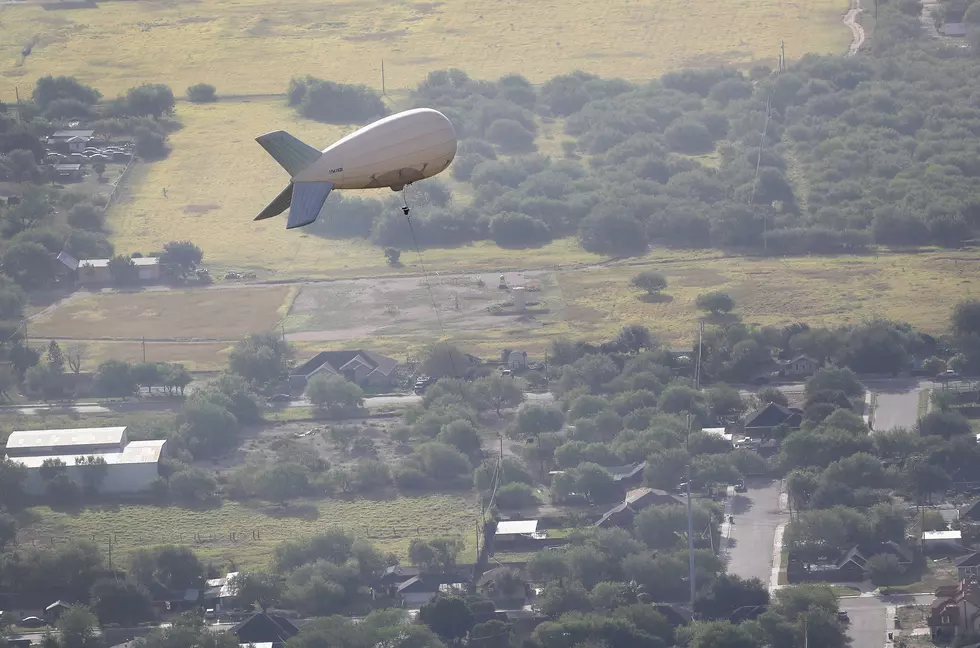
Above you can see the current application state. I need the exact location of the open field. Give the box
[105,99,586,273]
[25,249,980,369]
[17,494,480,569]
[0,0,851,100]
[28,284,292,340]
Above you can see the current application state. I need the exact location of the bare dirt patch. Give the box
[284,270,561,343]
[183,203,220,213]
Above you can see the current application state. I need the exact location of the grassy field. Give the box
[0,0,851,100]
[26,249,980,369]
[18,494,480,570]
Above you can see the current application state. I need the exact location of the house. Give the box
[377,565,421,589]
[4,426,167,496]
[652,603,693,628]
[780,355,819,378]
[923,530,964,552]
[701,427,734,447]
[595,488,684,529]
[607,462,647,489]
[942,22,967,36]
[476,567,528,607]
[742,402,803,437]
[731,605,767,623]
[929,578,980,640]
[960,501,980,523]
[53,164,82,181]
[494,520,541,549]
[229,612,299,648]
[45,600,71,622]
[787,542,913,583]
[203,572,240,611]
[69,257,162,286]
[507,350,528,371]
[145,581,201,613]
[955,553,980,580]
[47,130,95,154]
[288,350,399,391]
[395,576,439,608]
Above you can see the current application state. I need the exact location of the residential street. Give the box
[724,479,788,588]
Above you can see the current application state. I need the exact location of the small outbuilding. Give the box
[923,530,963,552]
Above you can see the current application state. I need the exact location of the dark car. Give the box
[837,611,850,624]
[734,481,748,493]
[267,393,291,403]
[19,617,45,628]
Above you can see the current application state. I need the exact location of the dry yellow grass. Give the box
[24,494,480,570]
[29,284,292,339]
[0,0,851,100]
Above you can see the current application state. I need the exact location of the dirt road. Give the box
[844,0,867,55]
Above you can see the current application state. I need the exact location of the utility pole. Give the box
[141,336,146,363]
[780,40,786,72]
[686,413,696,606]
[107,534,113,571]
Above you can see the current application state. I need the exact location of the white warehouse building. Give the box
[4,426,167,495]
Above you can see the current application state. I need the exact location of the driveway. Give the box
[840,594,935,648]
[864,378,936,432]
[724,479,789,588]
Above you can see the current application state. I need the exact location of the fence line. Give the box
[104,155,137,213]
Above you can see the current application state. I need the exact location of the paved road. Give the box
[724,479,789,588]
[864,378,936,432]
[2,391,555,416]
[840,594,934,648]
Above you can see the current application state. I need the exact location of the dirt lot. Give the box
[284,270,559,343]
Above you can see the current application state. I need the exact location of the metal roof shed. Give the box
[495,520,538,536]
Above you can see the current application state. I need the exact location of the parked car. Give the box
[734,481,748,493]
[837,611,850,624]
[267,393,291,403]
[19,617,45,628]
[937,369,960,381]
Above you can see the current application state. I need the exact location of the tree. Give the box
[92,162,106,181]
[55,604,104,648]
[169,467,218,503]
[694,574,769,620]
[134,127,168,159]
[423,343,472,379]
[757,386,789,407]
[107,255,139,286]
[228,332,293,386]
[630,271,668,296]
[707,384,747,420]
[918,410,973,438]
[616,325,655,354]
[3,241,54,289]
[66,203,105,232]
[255,463,310,505]
[684,621,757,648]
[305,374,364,413]
[129,545,205,591]
[187,83,217,103]
[229,572,282,612]
[488,213,552,248]
[89,578,154,626]
[474,374,525,415]
[6,148,39,182]
[95,360,137,397]
[160,241,204,279]
[0,364,16,401]
[75,456,108,495]
[516,404,564,437]
[418,594,474,645]
[0,276,26,319]
[578,211,650,257]
[805,366,864,399]
[695,291,735,315]
[0,458,27,507]
[125,83,176,117]
[0,512,18,551]
[176,401,240,459]
[409,537,464,572]
[437,420,482,459]
[384,247,401,266]
[33,76,102,109]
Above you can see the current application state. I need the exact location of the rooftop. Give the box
[51,130,95,139]
[79,257,161,268]
[923,530,962,541]
[495,520,538,536]
[10,439,166,468]
[6,426,126,452]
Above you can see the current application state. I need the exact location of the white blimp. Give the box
[253,107,458,229]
